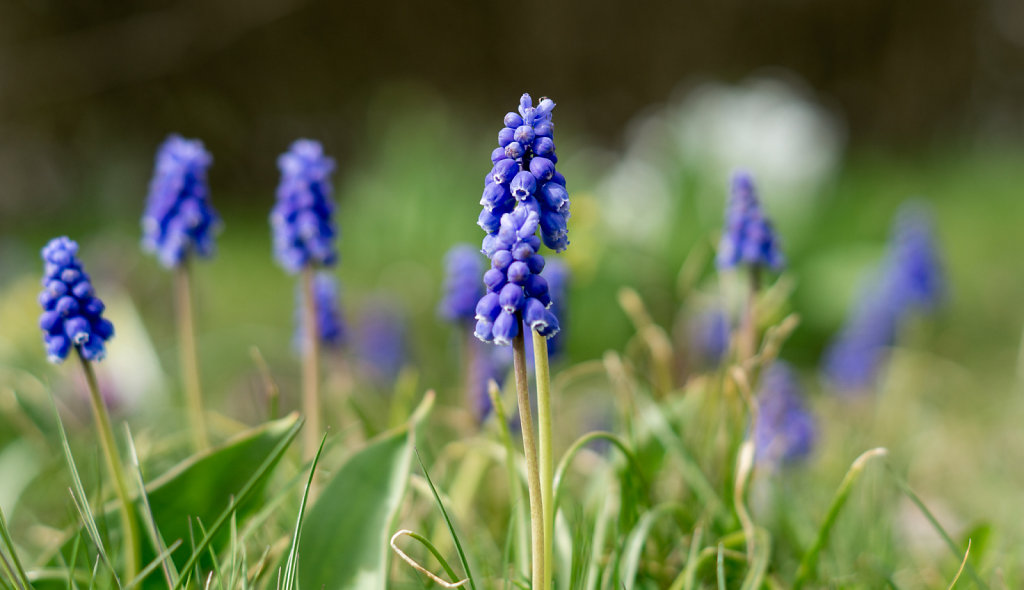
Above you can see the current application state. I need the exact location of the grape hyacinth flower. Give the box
[294,272,346,352]
[754,362,816,466]
[39,237,115,363]
[716,171,784,361]
[823,203,943,392]
[717,171,784,271]
[479,93,570,256]
[271,139,339,273]
[475,93,570,590]
[39,236,140,578]
[474,206,560,345]
[272,139,339,459]
[141,135,221,268]
[141,135,220,450]
[440,244,485,323]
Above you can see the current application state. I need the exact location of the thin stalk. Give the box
[739,266,761,362]
[512,321,544,590]
[175,262,209,451]
[77,351,140,581]
[301,267,322,461]
[531,331,554,590]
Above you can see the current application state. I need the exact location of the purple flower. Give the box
[690,308,731,367]
[294,272,345,352]
[754,362,816,465]
[356,301,407,385]
[822,202,944,392]
[474,94,570,347]
[440,245,485,323]
[141,135,221,268]
[38,237,115,363]
[271,140,338,273]
[717,172,784,271]
[474,207,560,345]
[480,94,569,253]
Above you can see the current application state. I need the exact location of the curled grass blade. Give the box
[123,426,178,589]
[793,447,888,589]
[389,530,467,588]
[552,431,646,510]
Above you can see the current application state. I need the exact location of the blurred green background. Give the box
[2,1,1024,568]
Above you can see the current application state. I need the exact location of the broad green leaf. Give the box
[297,394,431,590]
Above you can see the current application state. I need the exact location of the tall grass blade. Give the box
[281,434,327,590]
[414,450,477,590]
[793,447,888,589]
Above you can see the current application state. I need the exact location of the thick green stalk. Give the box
[532,330,554,590]
[301,267,321,461]
[77,352,140,581]
[175,263,209,451]
[512,322,545,589]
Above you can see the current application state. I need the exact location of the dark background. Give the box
[1,0,1023,227]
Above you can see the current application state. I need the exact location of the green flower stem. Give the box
[512,321,545,590]
[175,262,209,451]
[77,351,140,581]
[739,266,761,362]
[531,330,554,590]
[301,266,322,461]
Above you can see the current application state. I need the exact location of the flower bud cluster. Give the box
[717,172,784,271]
[295,272,346,352]
[38,237,115,363]
[141,135,221,268]
[474,207,559,345]
[479,94,569,254]
[271,140,339,273]
[474,94,570,347]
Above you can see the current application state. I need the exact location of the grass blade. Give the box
[389,530,467,588]
[281,434,327,590]
[414,449,477,590]
[889,469,987,590]
[169,417,303,590]
[793,447,888,589]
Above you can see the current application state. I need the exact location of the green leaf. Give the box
[43,413,301,585]
[297,394,432,590]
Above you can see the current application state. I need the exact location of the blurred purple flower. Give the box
[468,340,511,423]
[141,135,221,268]
[542,259,570,359]
[754,362,816,465]
[823,202,944,392]
[356,301,408,384]
[271,139,338,273]
[294,272,345,353]
[717,171,784,271]
[39,237,115,363]
[440,244,485,324]
[690,308,731,367]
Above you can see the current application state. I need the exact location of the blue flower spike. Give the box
[271,139,339,273]
[717,172,784,271]
[39,237,114,363]
[141,135,221,268]
[754,362,816,466]
[475,94,569,347]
